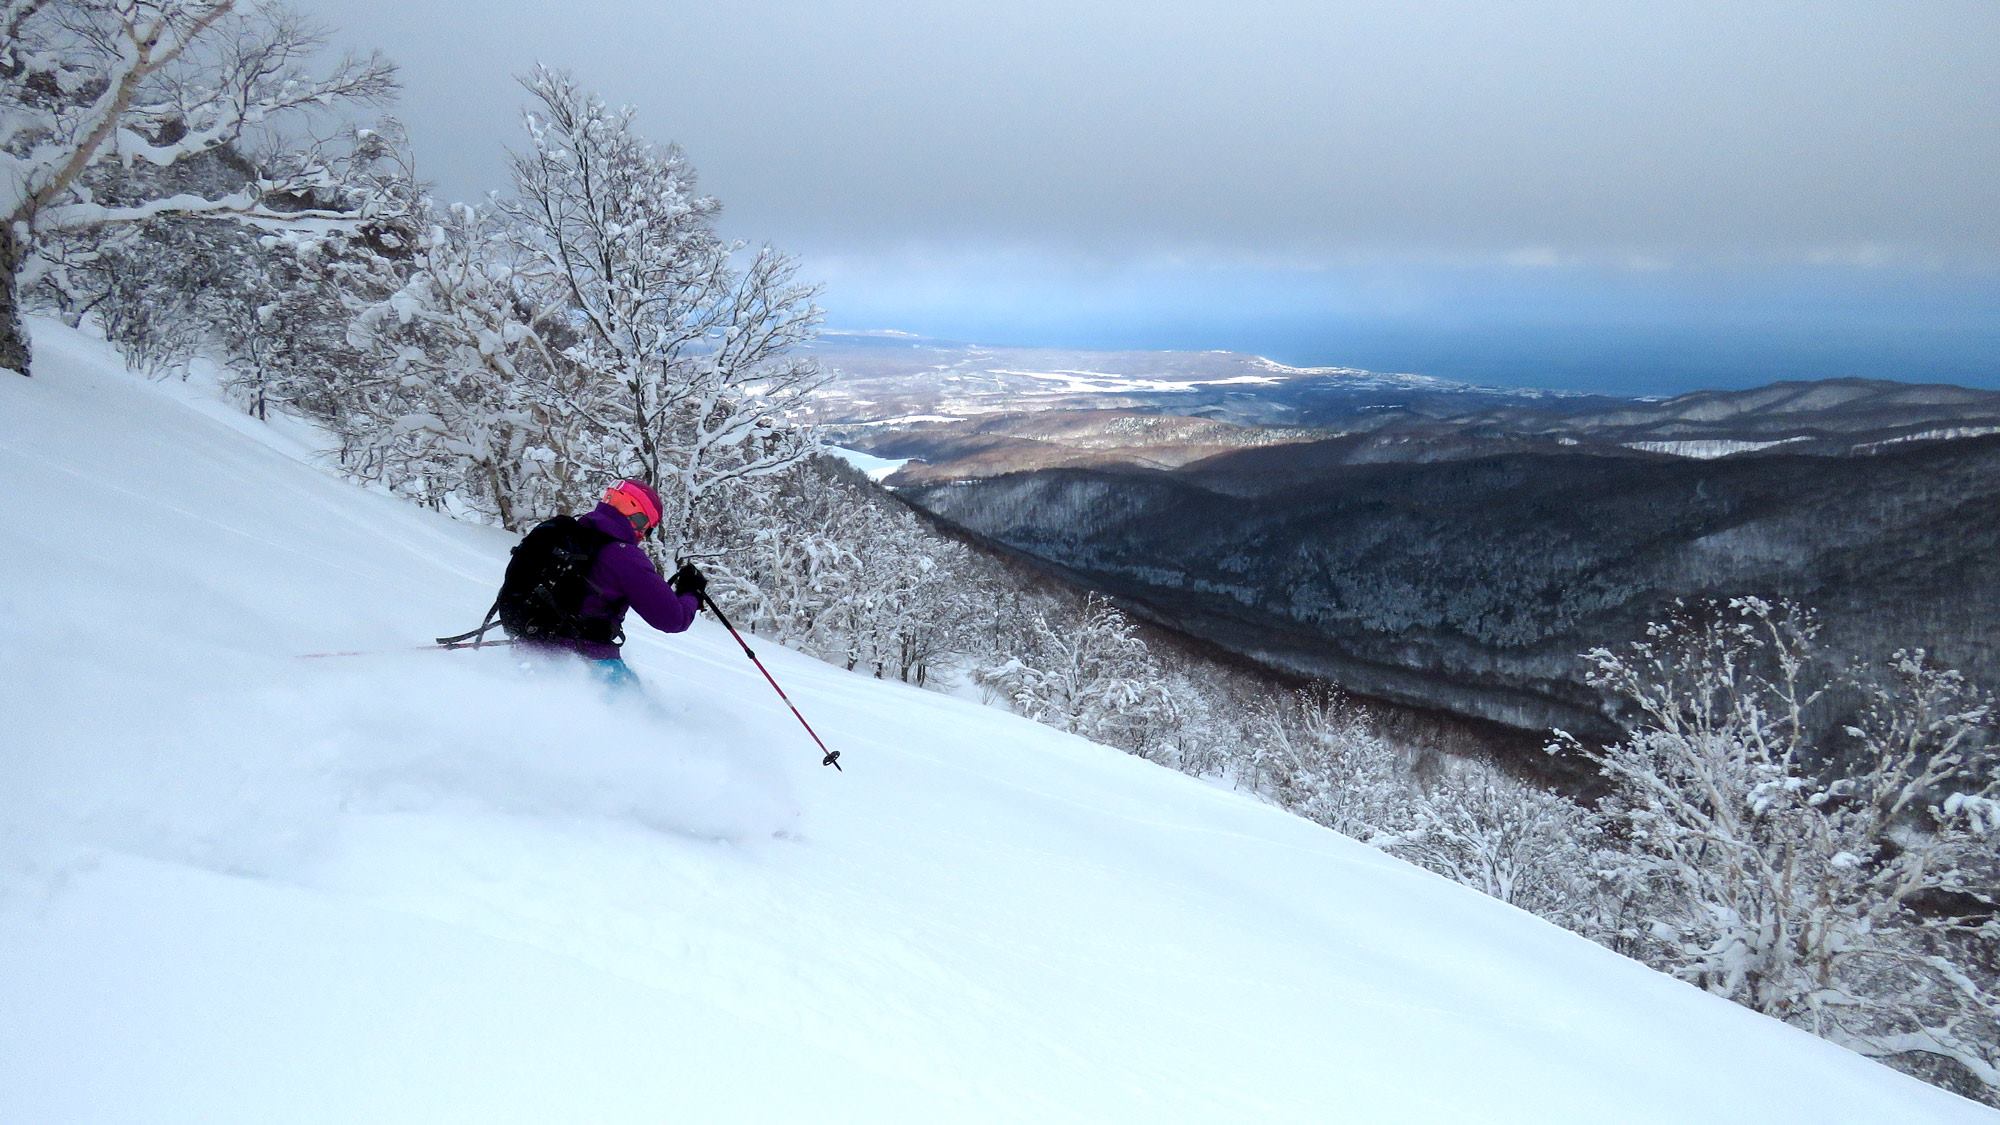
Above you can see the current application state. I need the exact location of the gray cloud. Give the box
[289,1,2000,391]
[302,0,1999,268]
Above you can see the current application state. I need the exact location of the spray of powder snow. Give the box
[0,636,801,892]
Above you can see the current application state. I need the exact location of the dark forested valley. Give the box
[892,417,2000,740]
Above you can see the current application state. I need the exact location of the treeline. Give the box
[6,2,1994,1105]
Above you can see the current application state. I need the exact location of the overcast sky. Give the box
[300,0,2000,391]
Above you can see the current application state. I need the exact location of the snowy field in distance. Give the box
[823,444,911,481]
[1,319,1989,1123]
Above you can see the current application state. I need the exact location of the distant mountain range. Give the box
[813,335,2000,740]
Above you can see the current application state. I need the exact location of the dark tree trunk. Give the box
[1,225,28,376]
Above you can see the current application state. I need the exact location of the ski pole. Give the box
[296,638,521,659]
[697,590,842,771]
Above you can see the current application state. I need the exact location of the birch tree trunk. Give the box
[1,224,25,375]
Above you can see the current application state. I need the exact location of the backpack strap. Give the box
[437,597,502,647]
[565,528,625,645]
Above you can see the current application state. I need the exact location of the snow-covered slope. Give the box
[1,321,1987,1123]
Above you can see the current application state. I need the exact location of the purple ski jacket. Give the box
[536,503,699,660]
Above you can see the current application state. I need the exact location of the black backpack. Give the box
[493,516,620,643]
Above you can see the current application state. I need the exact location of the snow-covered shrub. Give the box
[1388,763,1609,930]
[32,213,241,374]
[1155,662,1236,779]
[1562,598,2000,1100]
[718,459,986,687]
[976,595,1183,763]
[1244,682,1412,839]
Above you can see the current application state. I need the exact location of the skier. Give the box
[438,478,842,767]
[495,478,709,689]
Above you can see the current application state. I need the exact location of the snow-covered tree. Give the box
[500,67,823,547]
[977,595,1182,761]
[1389,763,1609,929]
[722,461,863,645]
[1156,659,1232,778]
[837,504,989,687]
[710,458,994,691]
[207,123,419,422]
[37,209,241,371]
[1,0,397,374]
[1561,598,2000,1098]
[343,198,598,527]
[1244,681,1411,838]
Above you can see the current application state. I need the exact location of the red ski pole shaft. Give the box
[700,592,842,771]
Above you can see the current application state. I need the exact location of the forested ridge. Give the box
[907,432,2000,738]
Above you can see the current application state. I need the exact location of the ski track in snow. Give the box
[2,320,1992,1123]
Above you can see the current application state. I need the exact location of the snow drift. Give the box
[2,320,1989,1122]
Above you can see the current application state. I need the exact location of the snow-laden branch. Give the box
[2,0,399,374]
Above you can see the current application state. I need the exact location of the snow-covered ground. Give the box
[988,367,1285,394]
[1624,436,1815,458]
[824,444,912,481]
[1858,424,2000,451]
[2,320,1988,1123]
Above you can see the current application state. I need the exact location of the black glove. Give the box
[670,561,708,599]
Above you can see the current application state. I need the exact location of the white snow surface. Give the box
[1,320,1988,1123]
[1858,424,2000,451]
[823,444,912,481]
[1624,436,1814,458]
[986,368,1285,393]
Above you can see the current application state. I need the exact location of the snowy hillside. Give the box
[2,320,1988,1122]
